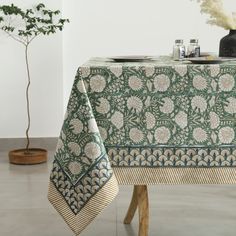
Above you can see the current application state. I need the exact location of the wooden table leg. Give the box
[124,185,139,224]
[123,185,149,236]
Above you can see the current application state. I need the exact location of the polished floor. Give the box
[1,151,236,236]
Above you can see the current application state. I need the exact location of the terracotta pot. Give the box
[9,148,47,165]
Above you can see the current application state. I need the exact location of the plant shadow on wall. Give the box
[194,0,236,56]
[0,3,69,164]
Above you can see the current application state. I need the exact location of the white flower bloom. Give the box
[127,96,143,112]
[77,80,87,93]
[88,118,99,133]
[68,142,81,156]
[128,76,143,91]
[218,127,234,144]
[153,74,170,92]
[160,97,174,114]
[81,67,90,78]
[193,128,208,143]
[98,126,107,141]
[174,65,187,76]
[110,66,123,77]
[70,119,83,134]
[191,96,207,112]
[210,65,220,77]
[145,112,156,129]
[209,112,220,129]
[225,97,236,114]
[90,75,106,92]
[96,98,110,114]
[145,67,155,77]
[84,142,101,160]
[111,111,124,129]
[154,127,171,144]
[129,128,144,143]
[68,161,82,175]
[218,74,235,92]
[175,111,188,129]
[193,75,207,90]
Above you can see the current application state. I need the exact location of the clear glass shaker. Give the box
[173,39,185,60]
[187,39,200,57]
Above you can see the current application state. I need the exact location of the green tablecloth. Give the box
[48,57,236,235]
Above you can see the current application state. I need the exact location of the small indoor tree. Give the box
[0,3,69,164]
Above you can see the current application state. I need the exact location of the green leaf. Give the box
[0,3,69,44]
[36,3,45,11]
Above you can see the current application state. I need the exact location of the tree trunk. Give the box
[25,45,31,152]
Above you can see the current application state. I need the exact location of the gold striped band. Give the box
[113,167,236,185]
[48,174,118,235]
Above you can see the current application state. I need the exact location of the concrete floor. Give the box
[1,151,236,236]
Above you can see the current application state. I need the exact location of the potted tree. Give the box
[0,3,69,164]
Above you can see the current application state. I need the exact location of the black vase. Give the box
[219,30,236,57]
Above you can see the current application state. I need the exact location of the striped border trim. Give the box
[48,174,118,235]
[113,167,236,185]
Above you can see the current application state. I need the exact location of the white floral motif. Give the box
[129,128,144,143]
[90,75,106,92]
[174,65,187,76]
[84,142,101,160]
[154,127,171,144]
[218,127,234,144]
[191,96,207,112]
[145,67,155,77]
[111,111,124,129]
[218,74,235,91]
[88,118,99,133]
[225,97,236,114]
[153,74,170,92]
[209,112,220,129]
[96,98,110,114]
[127,96,143,112]
[98,126,107,141]
[193,75,207,90]
[68,161,82,175]
[175,111,188,129]
[210,65,220,77]
[110,66,123,77]
[70,119,83,134]
[81,67,90,78]
[68,142,81,156]
[160,98,174,114]
[128,76,143,91]
[193,128,207,142]
[145,112,156,129]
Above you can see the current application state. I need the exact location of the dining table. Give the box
[48,56,236,236]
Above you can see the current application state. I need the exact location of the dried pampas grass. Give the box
[196,0,236,29]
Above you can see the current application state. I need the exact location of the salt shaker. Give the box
[173,39,186,60]
[187,39,200,57]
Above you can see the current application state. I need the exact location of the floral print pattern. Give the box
[50,57,236,216]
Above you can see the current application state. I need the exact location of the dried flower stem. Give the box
[196,0,236,29]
